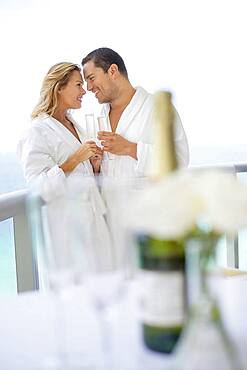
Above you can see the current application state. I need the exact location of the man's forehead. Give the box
[83,60,97,73]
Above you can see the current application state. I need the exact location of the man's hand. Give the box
[90,146,103,173]
[98,131,137,159]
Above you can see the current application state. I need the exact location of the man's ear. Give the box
[107,64,119,79]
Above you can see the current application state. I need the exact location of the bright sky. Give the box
[0,0,247,153]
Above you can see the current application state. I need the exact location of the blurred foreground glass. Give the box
[83,177,147,368]
[28,176,97,370]
[173,236,243,370]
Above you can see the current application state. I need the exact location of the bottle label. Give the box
[137,269,184,326]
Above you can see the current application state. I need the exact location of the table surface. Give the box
[0,276,246,370]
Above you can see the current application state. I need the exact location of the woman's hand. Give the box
[90,146,103,173]
[59,141,98,173]
[74,140,98,162]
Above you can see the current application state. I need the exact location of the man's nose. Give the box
[87,80,93,91]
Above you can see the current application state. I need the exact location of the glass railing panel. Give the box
[236,172,247,270]
[238,228,247,270]
[216,235,227,267]
[0,218,17,295]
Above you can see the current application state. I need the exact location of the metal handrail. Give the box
[0,189,39,293]
[0,163,247,292]
[0,189,28,221]
[234,163,247,173]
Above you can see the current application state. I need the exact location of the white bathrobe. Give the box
[17,113,94,184]
[17,113,113,283]
[100,86,189,179]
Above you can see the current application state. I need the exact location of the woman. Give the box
[18,62,102,182]
[17,63,112,287]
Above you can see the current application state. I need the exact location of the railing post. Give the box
[226,234,239,268]
[0,190,39,293]
[226,164,239,268]
[13,207,39,293]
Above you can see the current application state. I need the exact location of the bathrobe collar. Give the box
[102,86,150,134]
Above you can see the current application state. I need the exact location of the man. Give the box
[82,47,189,178]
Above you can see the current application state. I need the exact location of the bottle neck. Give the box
[151,91,178,180]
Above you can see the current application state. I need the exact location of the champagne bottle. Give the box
[151,90,177,178]
[137,91,186,354]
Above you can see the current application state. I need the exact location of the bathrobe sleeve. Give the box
[173,108,190,167]
[17,125,66,184]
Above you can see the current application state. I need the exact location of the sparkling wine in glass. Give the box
[97,116,114,160]
[85,113,99,141]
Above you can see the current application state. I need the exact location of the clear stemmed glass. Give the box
[85,113,98,141]
[97,115,115,177]
[172,235,243,370]
[97,116,114,161]
[27,176,98,370]
[81,178,138,369]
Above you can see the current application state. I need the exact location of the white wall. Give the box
[0,0,246,164]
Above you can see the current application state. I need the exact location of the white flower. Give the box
[128,170,201,238]
[195,171,247,234]
[128,169,247,239]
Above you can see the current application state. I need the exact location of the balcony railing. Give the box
[0,189,39,293]
[0,163,247,293]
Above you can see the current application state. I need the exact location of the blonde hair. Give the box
[31,62,81,119]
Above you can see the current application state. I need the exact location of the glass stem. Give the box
[53,291,69,366]
[97,305,114,369]
[185,238,243,370]
[186,240,208,308]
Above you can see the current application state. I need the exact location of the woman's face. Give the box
[58,70,86,110]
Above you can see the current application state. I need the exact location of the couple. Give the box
[17,48,189,264]
[18,47,189,185]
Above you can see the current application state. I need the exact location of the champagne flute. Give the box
[82,178,135,368]
[172,237,243,370]
[85,113,98,141]
[84,114,105,174]
[27,176,98,370]
[97,116,114,161]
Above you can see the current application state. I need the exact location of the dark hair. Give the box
[81,47,128,79]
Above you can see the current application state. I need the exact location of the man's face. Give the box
[83,60,116,104]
